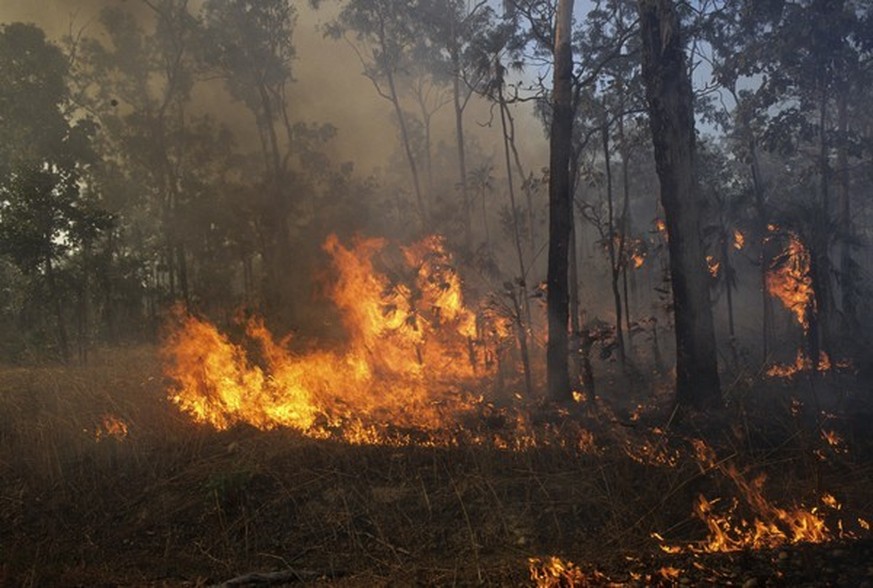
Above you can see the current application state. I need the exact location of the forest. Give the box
[1,0,872,585]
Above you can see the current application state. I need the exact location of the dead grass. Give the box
[0,346,870,586]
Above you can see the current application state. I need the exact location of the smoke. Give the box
[0,1,538,174]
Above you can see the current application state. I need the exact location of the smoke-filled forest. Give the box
[1,0,872,585]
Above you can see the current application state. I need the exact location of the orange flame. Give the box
[706,255,720,278]
[766,232,815,330]
[529,556,601,587]
[95,414,128,441]
[733,229,745,250]
[766,349,831,378]
[657,440,838,553]
[163,234,504,442]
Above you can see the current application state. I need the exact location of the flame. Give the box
[766,232,815,330]
[706,255,720,277]
[631,252,645,269]
[529,556,605,587]
[733,229,745,250]
[657,440,839,553]
[163,234,500,441]
[821,430,847,454]
[95,414,128,441]
[659,566,681,580]
[766,349,831,378]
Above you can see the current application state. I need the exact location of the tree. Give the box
[328,0,427,222]
[415,0,495,252]
[638,0,721,409]
[0,23,109,361]
[546,0,575,402]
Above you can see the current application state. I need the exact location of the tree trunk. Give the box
[385,67,426,222]
[602,122,626,365]
[546,0,575,402]
[836,84,855,338]
[497,86,533,398]
[639,0,721,409]
[451,48,473,252]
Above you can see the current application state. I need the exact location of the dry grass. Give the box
[0,346,870,586]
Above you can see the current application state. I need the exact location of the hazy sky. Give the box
[0,1,592,173]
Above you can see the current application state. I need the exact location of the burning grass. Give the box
[2,232,872,585]
[1,346,872,586]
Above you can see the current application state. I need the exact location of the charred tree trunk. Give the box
[639,0,721,409]
[602,123,626,365]
[748,138,772,362]
[547,0,575,402]
[815,86,833,361]
[836,85,855,339]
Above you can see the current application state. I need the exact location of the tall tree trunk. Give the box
[814,82,833,361]
[547,0,575,402]
[748,138,772,362]
[619,111,634,345]
[385,67,426,222]
[639,0,721,409]
[569,211,583,386]
[836,84,855,338]
[602,123,626,365]
[451,48,473,251]
[497,86,533,397]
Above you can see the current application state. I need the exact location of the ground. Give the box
[0,346,871,586]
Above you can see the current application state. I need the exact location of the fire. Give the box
[706,255,720,277]
[821,430,847,454]
[659,566,681,580]
[95,414,128,441]
[163,234,504,442]
[528,556,603,586]
[733,228,745,250]
[766,231,815,329]
[658,440,839,553]
[765,349,831,378]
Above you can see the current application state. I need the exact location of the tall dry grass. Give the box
[0,346,870,586]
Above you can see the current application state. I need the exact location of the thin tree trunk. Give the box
[602,123,626,364]
[639,0,721,409]
[547,0,575,402]
[497,87,533,397]
[385,67,426,222]
[619,111,634,346]
[836,84,854,336]
[451,49,473,251]
[748,138,771,361]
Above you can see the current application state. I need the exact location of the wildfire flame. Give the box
[766,232,815,330]
[706,255,720,278]
[163,234,504,443]
[733,228,745,250]
[765,349,831,378]
[95,414,128,441]
[657,440,841,553]
[529,556,600,587]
